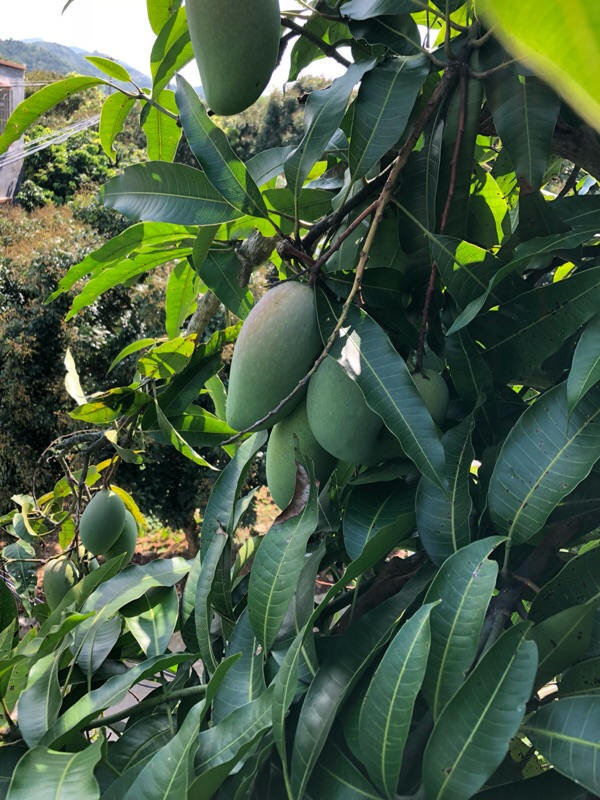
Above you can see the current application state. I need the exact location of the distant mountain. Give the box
[0,38,151,87]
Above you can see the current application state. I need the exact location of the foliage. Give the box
[1,2,600,799]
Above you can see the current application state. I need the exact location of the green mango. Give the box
[411,369,449,426]
[306,356,383,464]
[43,557,80,610]
[79,489,126,556]
[226,282,322,432]
[104,511,138,566]
[186,0,281,115]
[266,399,338,509]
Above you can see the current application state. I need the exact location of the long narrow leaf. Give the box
[522,696,600,795]
[176,75,268,217]
[422,537,505,719]
[101,162,243,226]
[358,603,437,798]
[423,624,538,800]
[488,382,600,545]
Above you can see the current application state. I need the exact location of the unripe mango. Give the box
[226,282,322,432]
[43,557,80,610]
[266,400,338,509]
[306,356,383,464]
[79,489,126,556]
[186,0,281,115]
[361,426,406,467]
[411,369,449,426]
[103,510,138,566]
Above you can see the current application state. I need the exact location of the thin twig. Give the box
[281,17,351,67]
[84,683,208,731]
[416,66,467,370]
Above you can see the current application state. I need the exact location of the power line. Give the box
[0,113,100,168]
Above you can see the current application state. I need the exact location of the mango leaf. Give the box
[431,236,521,316]
[349,13,421,57]
[200,250,255,319]
[559,656,600,698]
[285,60,375,196]
[484,63,560,189]
[103,715,172,780]
[195,688,273,775]
[478,0,600,133]
[529,546,600,624]
[66,248,194,320]
[349,54,429,180]
[2,542,36,614]
[567,314,600,413]
[189,732,269,799]
[194,531,228,675]
[248,459,320,652]
[155,404,216,468]
[415,417,474,565]
[289,565,435,799]
[317,293,447,491]
[144,406,236,449]
[343,480,416,561]
[144,325,239,422]
[143,89,181,161]
[522,696,600,794]
[488,383,600,546]
[40,652,193,748]
[306,736,381,800]
[122,586,179,657]
[16,644,70,748]
[48,222,197,300]
[340,0,420,20]
[467,165,510,249]
[422,537,505,719]
[122,700,204,800]
[6,737,103,800]
[246,145,295,187]
[86,56,132,83]
[288,16,350,81]
[69,387,150,424]
[72,559,191,676]
[101,162,243,226]
[447,228,600,336]
[475,267,600,385]
[199,432,267,557]
[138,336,195,379]
[529,602,598,689]
[0,77,107,153]
[175,75,268,217]
[212,608,266,723]
[423,624,538,800]
[358,603,437,798]
[99,93,136,160]
[150,4,193,97]
[165,260,201,339]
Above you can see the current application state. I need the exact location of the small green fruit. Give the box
[104,510,138,566]
[306,356,383,464]
[266,400,338,509]
[79,489,126,556]
[411,369,449,426]
[226,282,322,432]
[43,557,80,610]
[187,0,281,115]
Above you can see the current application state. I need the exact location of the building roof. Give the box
[0,59,26,71]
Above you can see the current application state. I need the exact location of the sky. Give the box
[2,0,346,89]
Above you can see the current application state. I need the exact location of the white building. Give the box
[0,59,26,202]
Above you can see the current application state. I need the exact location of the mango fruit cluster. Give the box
[43,490,139,609]
[226,282,450,509]
[186,0,281,115]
